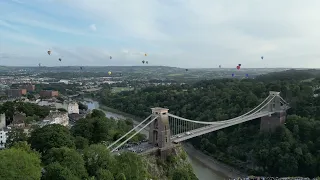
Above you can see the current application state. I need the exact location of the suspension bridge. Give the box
[107,91,290,155]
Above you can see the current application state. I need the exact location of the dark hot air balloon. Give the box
[58,58,62,61]
[47,50,51,55]
[261,56,264,60]
[185,69,188,71]
[142,60,145,64]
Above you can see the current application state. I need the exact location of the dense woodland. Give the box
[100,69,320,178]
[0,109,197,180]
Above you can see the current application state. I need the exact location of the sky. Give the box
[0,0,320,68]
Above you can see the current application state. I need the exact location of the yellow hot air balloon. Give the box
[144,53,147,56]
[108,71,112,75]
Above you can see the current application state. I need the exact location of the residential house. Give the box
[42,110,69,127]
[8,113,26,128]
[68,102,79,114]
[40,90,59,98]
[6,89,27,98]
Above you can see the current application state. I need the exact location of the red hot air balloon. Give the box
[236,65,240,70]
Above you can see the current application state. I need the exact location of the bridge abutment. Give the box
[260,91,287,132]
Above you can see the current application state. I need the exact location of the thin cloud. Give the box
[1,0,320,67]
[89,24,96,31]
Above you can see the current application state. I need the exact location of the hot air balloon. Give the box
[110,56,112,59]
[146,61,148,64]
[238,64,241,66]
[246,74,249,77]
[144,53,147,56]
[108,71,112,75]
[232,73,235,77]
[47,50,51,55]
[236,65,240,70]
[142,60,145,64]
[261,56,264,60]
[219,65,221,68]
[58,58,62,61]
[185,69,188,71]
[38,63,41,67]
[80,67,83,70]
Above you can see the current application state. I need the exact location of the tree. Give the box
[74,136,89,150]
[29,124,75,153]
[78,102,88,111]
[90,109,106,118]
[5,128,28,148]
[27,94,35,100]
[71,117,115,144]
[42,147,88,179]
[10,141,36,154]
[42,162,79,180]
[115,173,126,180]
[96,169,114,180]
[113,152,147,180]
[0,148,42,180]
[83,144,115,177]
[172,168,191,180]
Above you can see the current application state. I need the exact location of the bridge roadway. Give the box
[171,111,272,143]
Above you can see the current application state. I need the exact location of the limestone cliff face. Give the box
[143,145,198,180]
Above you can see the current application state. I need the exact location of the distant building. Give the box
[8,113,26,128]
[0,113,5,129]
[68,102,79,114]
[40,90,59,98]
[59,80,69,84]
[20,84,35,92]
[43,111,69,127]
[6,89,27,98]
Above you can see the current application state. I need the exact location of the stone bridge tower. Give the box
[260,91,287,132]
[149,107,171,148]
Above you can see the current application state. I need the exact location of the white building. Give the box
[42,111,69,127]
[68,102,79,114]
[59,79,69,84]
[0,128,9,149]
[0,113,5,129]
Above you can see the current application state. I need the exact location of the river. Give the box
[86,100,230,180]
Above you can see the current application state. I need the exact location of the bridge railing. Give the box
[171,95,277,141]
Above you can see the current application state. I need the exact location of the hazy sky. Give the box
[0,0,320,68]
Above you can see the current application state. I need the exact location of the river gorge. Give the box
[85,100,245,180]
